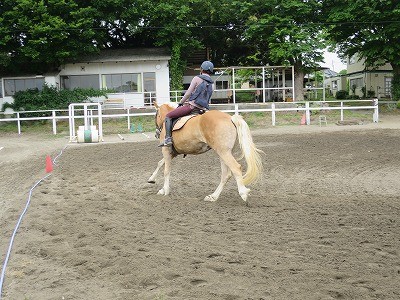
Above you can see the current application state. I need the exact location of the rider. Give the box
[159,60,214,147]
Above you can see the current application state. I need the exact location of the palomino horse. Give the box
[147,102,263,202]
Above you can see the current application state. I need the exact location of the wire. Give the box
[2,20,400,33]
[0,145,67,300]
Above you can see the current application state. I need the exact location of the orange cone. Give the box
[45,155,53,173]
[300,114,306,125]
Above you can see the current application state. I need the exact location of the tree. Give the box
[324,0,400,100]
[140,0,251,89]
[235,0,326,101]
[0,0,105,75]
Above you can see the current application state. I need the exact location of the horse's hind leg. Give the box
[218,151,250,202]
[148,158,165,183]
[204,158,232,202]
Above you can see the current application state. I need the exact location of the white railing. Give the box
[0,99,379,135]
[224,99,379,126]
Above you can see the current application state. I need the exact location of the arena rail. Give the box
[0,99,379,135]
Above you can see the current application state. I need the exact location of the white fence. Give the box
[0,99,379,135]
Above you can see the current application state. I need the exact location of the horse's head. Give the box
[153,101,178,138]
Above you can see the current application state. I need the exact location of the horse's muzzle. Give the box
[155,128,161,139]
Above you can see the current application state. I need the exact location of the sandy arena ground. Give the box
[0,116,400,300]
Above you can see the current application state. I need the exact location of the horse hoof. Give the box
[157,188,170,195]
[240,188,250,202]
[147,180,155,184]
[204,195,217,202]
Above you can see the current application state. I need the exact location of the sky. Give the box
[321,50,347,72]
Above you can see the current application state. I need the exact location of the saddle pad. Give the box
[173,115,197,131]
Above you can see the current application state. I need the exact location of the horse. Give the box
[147,102,263,202]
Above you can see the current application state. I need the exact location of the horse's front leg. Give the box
[148,158,165,183]
[157,149,173,195]
[204,158,232,202]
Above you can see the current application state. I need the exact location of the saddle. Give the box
[171,106,207,131]
[172,115,197,131]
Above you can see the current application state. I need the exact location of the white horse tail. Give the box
[231,114,264,185]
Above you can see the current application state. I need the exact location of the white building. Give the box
[0,48,171,110]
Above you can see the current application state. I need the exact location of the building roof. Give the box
[72,48,171,63]
[323,68,338,77]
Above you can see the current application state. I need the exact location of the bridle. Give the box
[154,108,162,139]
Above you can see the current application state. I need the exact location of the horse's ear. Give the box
[154,101,159,109]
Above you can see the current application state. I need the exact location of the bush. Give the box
[336,90,348,99]
[4,84,108,111]
[367,90,376,98]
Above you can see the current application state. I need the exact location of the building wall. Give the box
[347,54,393,98]
[59,60,170,103]
[0,59,170,110]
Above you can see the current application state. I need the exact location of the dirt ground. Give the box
[1,116,400,300]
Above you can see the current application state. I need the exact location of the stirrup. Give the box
[158,137,173,147]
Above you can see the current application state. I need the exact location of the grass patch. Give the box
[0,107,394,136]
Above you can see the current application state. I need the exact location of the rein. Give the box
[154,109,162,139]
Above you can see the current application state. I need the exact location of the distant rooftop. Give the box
[71,48,171,63]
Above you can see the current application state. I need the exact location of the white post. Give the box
[89,109,94,127]
[17,112,21,135]
[282,70,286,101]
[97,103,103,141]
[52,110,57,135]
[291,66,296,101]
[271,102,276,126]
[69,104,76,141]
[322,72,326,101]
[373,98,379,123]
[305,102,311,125]
[232,68,236,103]
[84,105,88,130]
[235,104,239,115]
[127,108,131,129]
[340,101,344,121]
[262,67,266,103]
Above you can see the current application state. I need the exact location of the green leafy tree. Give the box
[324,0,400,100]
[236,0,326,101]
[0,0,104,75]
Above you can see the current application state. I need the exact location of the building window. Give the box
[61,75,100,90]
[384,77,392,97]
[332,80,338,89]
[143,72,156,105]
[143,72,156,92]
[101,73,141,92]
[349,77,363,89]
[215,80,229,90]
[4,78,45,96]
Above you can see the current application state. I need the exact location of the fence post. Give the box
[373,98,379,123]
[271,103,276,126]
[127,108,131,129]
[235,104,239,115]
[305,102,310,125]
[340,101,344,121]
[17,112,21,134]
[52,110,57,134]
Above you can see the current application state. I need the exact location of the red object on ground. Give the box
[300,114,306,125]
[45,155,53,173]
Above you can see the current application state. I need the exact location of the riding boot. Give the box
[158,117,173,147]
